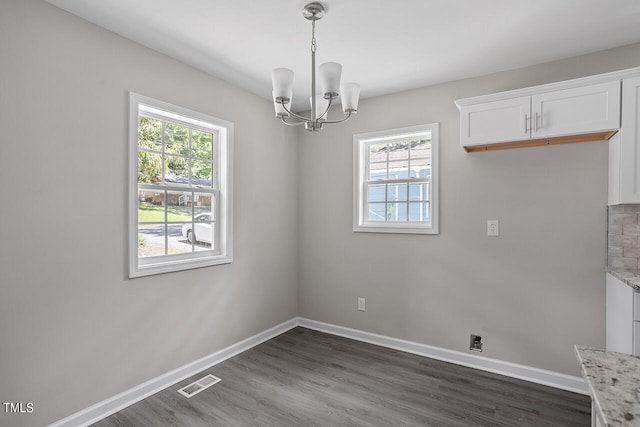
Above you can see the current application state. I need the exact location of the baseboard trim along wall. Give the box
[48,318,299,427]
[297,318,588,396]
[49,317,587,426]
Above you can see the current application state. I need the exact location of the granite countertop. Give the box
[575,346,640,426]
[607,268,640,291]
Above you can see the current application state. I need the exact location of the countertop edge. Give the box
[607,268,640,291]
[575,346,607,425]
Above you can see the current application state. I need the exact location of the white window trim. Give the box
[353,123,439,234]
[129,93,233,277]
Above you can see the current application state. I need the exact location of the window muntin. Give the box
[129,93,233,277]
[354,124,439,234]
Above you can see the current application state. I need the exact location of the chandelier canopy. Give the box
[271,2,360,132]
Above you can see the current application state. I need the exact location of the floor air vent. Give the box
[177,374,221,398]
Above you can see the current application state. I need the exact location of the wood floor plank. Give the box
[93,327,590,426]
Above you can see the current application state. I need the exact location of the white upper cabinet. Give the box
[531,81,620,138]
[610,76,640,204]
[460,96,530,146]
[456,76,623,152]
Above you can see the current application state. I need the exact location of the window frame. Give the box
[129,93,233,277]
[353,123,439,234]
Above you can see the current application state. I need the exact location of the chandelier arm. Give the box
[280,116,307,126]
[280,102,312,122]
[320,111,353,124]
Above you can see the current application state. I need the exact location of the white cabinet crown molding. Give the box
[455,66,640,109]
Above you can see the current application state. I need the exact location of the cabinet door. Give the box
[606,273,634,354]
[531,81,620,138]
[618,77,640,203]
[460,96,530,147]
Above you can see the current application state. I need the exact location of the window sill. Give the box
[353,224,439,235]
[130,254,232,278]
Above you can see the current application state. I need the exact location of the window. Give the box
[353,123,439,234]
[129,93,233,277]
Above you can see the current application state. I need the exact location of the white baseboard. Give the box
[50,316,587,426]
[48,318,298,427]
[297,317,588,395]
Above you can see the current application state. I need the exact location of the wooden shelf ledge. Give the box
[463,130,618,153]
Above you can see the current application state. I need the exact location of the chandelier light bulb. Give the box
[319,62,342,99]
[271,68,294,103]
[340,82,360,113]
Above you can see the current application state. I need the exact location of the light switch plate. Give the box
[487,220,499,236]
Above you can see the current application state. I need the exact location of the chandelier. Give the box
[271,2,360,131]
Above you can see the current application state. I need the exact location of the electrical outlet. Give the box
[487,220,499,237]
[357,297,366,311]
[469,334,483,352]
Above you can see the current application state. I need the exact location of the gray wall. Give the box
[4,0,640,425]
[0,1,298,426]
[297,43,640,377]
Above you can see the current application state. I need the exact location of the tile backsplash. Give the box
[608,205,640,271]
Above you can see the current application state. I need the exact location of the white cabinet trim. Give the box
[455,66,640,109]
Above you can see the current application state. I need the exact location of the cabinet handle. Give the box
[535,112,539,132]
[525,114,529,133]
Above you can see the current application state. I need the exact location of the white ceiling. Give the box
[46,0,640,111]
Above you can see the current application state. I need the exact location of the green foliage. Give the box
[369,139,430,154]
[137,115,214,184]
[138,117,162,183]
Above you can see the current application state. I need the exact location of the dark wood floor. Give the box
[93,327,590,426]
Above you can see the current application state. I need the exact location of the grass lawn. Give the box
[138,202,191,222]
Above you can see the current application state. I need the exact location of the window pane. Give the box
[168,222,191,255]
[386,202,397,221]
[395,203,408,221]
[409,202,430,221]
[192,160,213,187]
[164,122,189,156]
[165,155,188,180]
[409,183,428,201]
[192,130,213,160]
[138,152,162,184]
[194,192,213,213]
[410,157,431,179]
[368,144,387,164]
[194,192,214,251]
[138,116,162,152]
[367,202,386,221]
[410,139,431,158]
[138,191,166,222]
[367,184,386,202]
[387,142,409,161]
[166,191,193,223]
[179,195,213,251]
[388,160,408,179]
[369,161,387,181]
[387,183,408,201]
[138,224,166,257]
